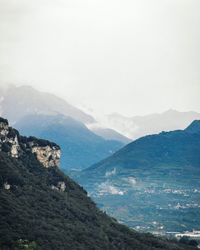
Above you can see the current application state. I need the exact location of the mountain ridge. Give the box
[75,120,200,233]
[84,120,200,174]
[0,116,193,250]
[15,114,124,170]
[0,85,95,124]
[90,127,131,144]
[185,120,200,134]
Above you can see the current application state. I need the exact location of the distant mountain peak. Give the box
[102,110,200,139]
[0,84,95,124]
[163,108,178,114]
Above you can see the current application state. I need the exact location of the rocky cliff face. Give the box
[0,117,60,168]
[31,145,61,168]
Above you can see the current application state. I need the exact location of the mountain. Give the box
[90,127,131,144]
[15,114,124,170]
[101,110,200,139]
[185,120,200,134]
[3,85,200,144]
[0,85,94,124]
[86,120,200,173]
[0,117,193,250]
[76,120,200,233]
[0,85,125,170]
[0,84,131,145]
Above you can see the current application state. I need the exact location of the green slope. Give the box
[0,118,194,250]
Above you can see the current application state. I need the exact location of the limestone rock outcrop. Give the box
[0,117,60,168]
[31,145,61,168]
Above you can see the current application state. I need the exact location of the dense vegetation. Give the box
[83,120,200,175]
[0,146,195,249]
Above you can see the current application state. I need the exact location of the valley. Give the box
[73,121,200,235]
[78,168,200,234]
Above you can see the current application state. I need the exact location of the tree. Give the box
[13,239,39,250]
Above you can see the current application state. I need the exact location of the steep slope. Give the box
[185,120,200,134]
[102,110,200,139]
[76,121,200,233]
[84,120,200,175]
[15,114,124,170]
[0,118,193,250]
[90,127,131,144]
[0,85,94,124]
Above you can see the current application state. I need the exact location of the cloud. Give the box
[0,0,200,116]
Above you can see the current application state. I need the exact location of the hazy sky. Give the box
[0,0,200,116]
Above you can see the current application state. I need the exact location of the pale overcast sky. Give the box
[0,0,200,116]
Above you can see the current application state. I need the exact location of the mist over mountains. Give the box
[0,84,94,124]
[0,0,199,248]
[0,85,129,170]
[93,110,200,140]
[1,84,200,172]
[0,83,200,245]
[15,114,123,170]
[1,84,200,142]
